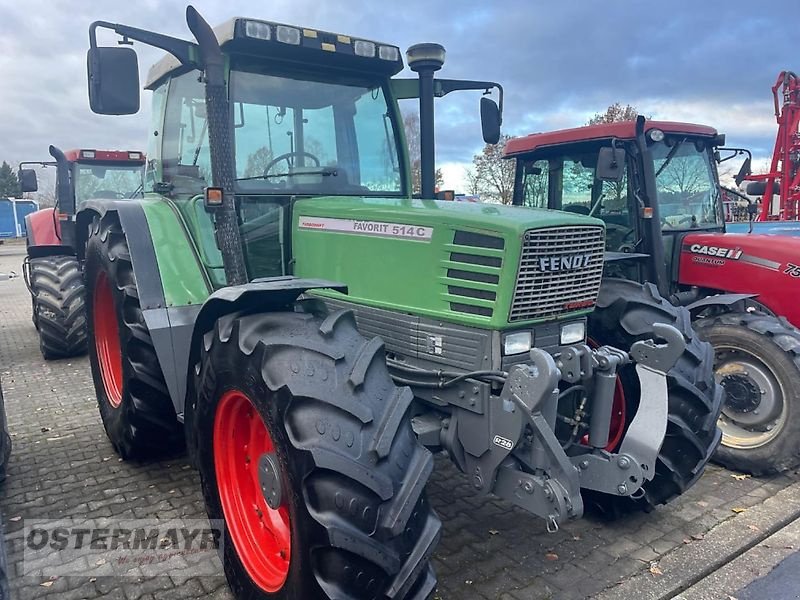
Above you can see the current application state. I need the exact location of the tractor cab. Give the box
[90,16,503,290]
[66,149,146,203]
[19,147,145,253]
[506,119,725,295]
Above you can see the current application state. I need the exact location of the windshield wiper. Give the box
[236,168,339,182]
[127,183,144,198]
[655,138,684,178]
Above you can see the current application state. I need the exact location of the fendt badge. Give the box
[537,253,592,272]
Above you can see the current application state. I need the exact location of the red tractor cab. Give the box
[21,148,145,256]
[19,147,145,360]
[506,117,800,475]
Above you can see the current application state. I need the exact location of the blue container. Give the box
[13,200,37,237]
[0,200,16,238]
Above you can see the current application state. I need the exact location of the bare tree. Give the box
[464,166,481,196]
[470,135,516,204]
[403,111,443,194]
[588,103,639,125]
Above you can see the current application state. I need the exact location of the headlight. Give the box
[504,331,532,355]
[648,128,665,142]
[560,322,585,345]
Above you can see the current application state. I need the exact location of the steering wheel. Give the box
[263,151,320,178]
[604,222,635,250]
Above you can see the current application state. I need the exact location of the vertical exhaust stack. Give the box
[407,43,446,198]
[186,6,248,286]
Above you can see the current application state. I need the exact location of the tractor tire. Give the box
[84,214,181,459]
[29,255,87,360]
[192,304,440,600]
[586,279,723,516]
[694,313,800,475]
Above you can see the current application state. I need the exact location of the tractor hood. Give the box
[679,231,799,320]
[292,196,606,330]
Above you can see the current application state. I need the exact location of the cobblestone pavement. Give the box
[0,242,798,600]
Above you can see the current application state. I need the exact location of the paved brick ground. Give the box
[0,242,798,600]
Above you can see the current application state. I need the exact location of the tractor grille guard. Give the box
[509,225,605,321]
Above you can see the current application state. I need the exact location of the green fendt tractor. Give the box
[82,7,721,598]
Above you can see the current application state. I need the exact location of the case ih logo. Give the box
[537,253,593,272]
[688,244,743,260]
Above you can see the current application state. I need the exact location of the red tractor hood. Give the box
[679,232,800,325]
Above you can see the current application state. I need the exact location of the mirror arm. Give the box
[435,79,504,119]
[717,147,752,164]
[89,21,199,69]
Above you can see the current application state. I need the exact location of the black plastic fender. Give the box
[181,277,347,464]
[686,292,758,315]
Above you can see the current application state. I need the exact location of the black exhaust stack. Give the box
[48,145,77,249]
[407,44,445,198]
[186,6,248,286]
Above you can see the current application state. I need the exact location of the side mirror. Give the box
[18,169,38,193]
[480,97,501,144]
[596,147,625,182]
[87,47,140,115]
[735,157,752,186]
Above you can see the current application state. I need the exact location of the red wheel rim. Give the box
[584,339,626,450]
[93,271,123,408]
[214,390,291,592]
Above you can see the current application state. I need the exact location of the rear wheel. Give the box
[29,255,87,359]
[193,305,440,599]
[694,312,800,475]
[85,214,181,459]
[586,279,723,516]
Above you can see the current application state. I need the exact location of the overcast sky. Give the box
[0,0,797,189]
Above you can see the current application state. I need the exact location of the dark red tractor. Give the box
[19,147,145,359]
[505,117,800,475]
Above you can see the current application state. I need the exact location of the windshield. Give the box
[651,139,723,229]
[163,67,404,197]
[74,163,144,202]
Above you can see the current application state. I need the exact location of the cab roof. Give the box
[504,120,718,157]
[145,17,403,89]
[64,149,146,164]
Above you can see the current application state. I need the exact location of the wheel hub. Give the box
[720,373,762,413]
[258,453,283,510]
[715,346,787,450]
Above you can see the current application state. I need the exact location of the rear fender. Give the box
[77,200,209,420]
[25,209,62,249]
[181,277,348,464]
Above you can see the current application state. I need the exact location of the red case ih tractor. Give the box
[506,116,800,475]
[19,147,145,359]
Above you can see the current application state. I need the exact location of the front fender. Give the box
[181,277,347,464]
[686,293,758,315]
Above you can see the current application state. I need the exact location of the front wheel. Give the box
[586,279,723,516]
[192,304,440,599]
[694,313,800,475]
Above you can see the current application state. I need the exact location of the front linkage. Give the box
[445,324,685,531]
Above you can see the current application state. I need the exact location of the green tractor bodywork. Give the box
[81,7,698,599]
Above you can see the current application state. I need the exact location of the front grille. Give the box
[509,226,605,321]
